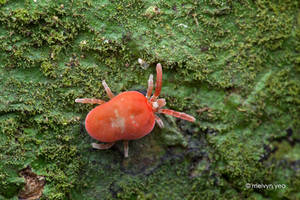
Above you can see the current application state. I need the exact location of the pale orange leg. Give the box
[75,98,106,104]
[92,142,115,150]
[123,140,129,158]
[159,109,196,122]
[146,74,153,99]
[102,80,115,99]
[150,63,162,102]
[155,115,164,128]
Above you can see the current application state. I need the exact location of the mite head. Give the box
[145,64,195,127]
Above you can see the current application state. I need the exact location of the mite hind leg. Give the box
[92,142,115,150]
[75,80,115,103]
[102,80,115,99]
[75,98,105,104]
[123,140,129,158]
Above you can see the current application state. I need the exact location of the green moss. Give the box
[0,0,299,199]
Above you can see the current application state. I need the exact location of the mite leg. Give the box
[102,80,115,99]
[123,140,129,158]
[155,115,164,128]
[146,74,153,99]
[159,109,196,122]
[75,98,105,104]
[91,142,115,150]
[150,63,162,102]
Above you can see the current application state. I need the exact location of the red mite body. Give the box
[85,91,155,142]
[75,63,195,157]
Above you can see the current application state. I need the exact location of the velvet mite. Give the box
[75,63,195,157]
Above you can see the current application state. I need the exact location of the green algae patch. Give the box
[0,0,300,199]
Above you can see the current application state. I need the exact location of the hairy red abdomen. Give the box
[85,91,155,142]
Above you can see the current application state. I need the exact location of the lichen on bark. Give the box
[0,0,299,199]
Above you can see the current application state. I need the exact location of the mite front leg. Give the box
[159,109,196,122]
[146,74,153,99]
[92,142,115,149]
[102,80,115,99]
[75,98,106,104]
[150,63,162,102]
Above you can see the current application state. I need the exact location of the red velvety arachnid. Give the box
[75,63,195,157]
